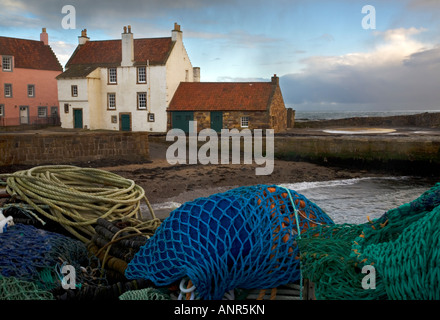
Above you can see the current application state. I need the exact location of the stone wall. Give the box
[268,85,288,132]
[0,131,149,167]
[295,112,440,128]
[274,135,440,174]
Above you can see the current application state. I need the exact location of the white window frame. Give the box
[38,106,47,118]
[107,93,116,110]
[28,84,35,98]
[4,83,12,98]
[0,104,4,117]
[71,85,78,97]
[2,56,12,71]
[148,113,155,122]
[137,66,146,83]
[241,116,249,128]
[108,68,117,84]
[137,92,147,110]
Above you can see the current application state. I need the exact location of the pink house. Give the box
[0,28,63,126]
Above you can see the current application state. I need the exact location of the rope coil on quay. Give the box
[0,165,161,243]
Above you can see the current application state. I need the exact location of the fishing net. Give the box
[125,184,334,300]
[0,276,54,300]
[298,182,440,300]
[0,223,93,291]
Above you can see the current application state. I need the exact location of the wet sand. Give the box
[101,140,386,209]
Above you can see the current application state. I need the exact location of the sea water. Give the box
[294,110,437,121]
[280,176,437,224]
[149,176,438,225]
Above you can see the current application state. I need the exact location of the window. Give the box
[64,103,69,113]
[38,106,47,118]
[51,106,58,116]
[137,66,146,83]
[2,56,12,71]
[148,113,155,122]
[241,116,249,128]
[108,68,117,84]
[137,92,147,109]
[4,84,12,97]
[0,104,4,117]
[107,93,116,110]
[28,85,35,97]
[71,85,78,97]
[111,115,117,123]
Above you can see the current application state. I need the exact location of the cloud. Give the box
[281,27,440,111]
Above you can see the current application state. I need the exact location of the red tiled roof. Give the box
[0,36,63,71]
[168,82,276,111]
[66,37,174,67]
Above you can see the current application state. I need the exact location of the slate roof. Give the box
[0,36,63,71]
[168,82,277,111]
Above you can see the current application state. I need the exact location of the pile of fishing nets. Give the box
[298,182,440,300]
[0,223,91,294]
[125,184,334,300]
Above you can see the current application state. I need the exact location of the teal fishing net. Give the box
[298,182,440,300]
[125,184,334,300]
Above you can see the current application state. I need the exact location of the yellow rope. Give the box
[0,165,160,243]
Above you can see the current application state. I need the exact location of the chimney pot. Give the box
[79,29,89,45]
[271,74,279,85]
[123,26,127,33]
[128,25,131,33]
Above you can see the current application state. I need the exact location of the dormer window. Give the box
[108,68,117,84]
[2,56,12,71]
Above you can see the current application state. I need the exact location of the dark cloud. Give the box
[281,44,440,111]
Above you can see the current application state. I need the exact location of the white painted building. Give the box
[57,24,199,132]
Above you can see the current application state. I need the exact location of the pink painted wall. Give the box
[0,66,61,126]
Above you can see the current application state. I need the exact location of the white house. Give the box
[57,23,199,132]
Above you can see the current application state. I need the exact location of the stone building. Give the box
[57,23,199,132]
[167,75,287,133]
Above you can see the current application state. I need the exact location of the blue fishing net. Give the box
[0,224,90,290]
[125,185,334,299]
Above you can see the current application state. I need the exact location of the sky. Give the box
[1,0,440,111]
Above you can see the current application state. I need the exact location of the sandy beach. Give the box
[99,140,386,209]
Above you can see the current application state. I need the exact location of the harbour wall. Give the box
[295,112,440,128]
[274,134,440,174]
[0,131,149,167]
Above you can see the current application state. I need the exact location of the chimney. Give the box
[40,27,48,45]
[121,25,134,67]
[78,29,89,45]
[172,22,182,42]
[193,67,200,82]
[271,74,279,86]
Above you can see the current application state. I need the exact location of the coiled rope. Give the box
[0,165,160,243]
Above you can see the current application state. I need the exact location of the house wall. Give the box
[0,67,61,126]
[169,110,271,132]
[268,85,287,132]
[97,65,167,132]
[58,77,89,129]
